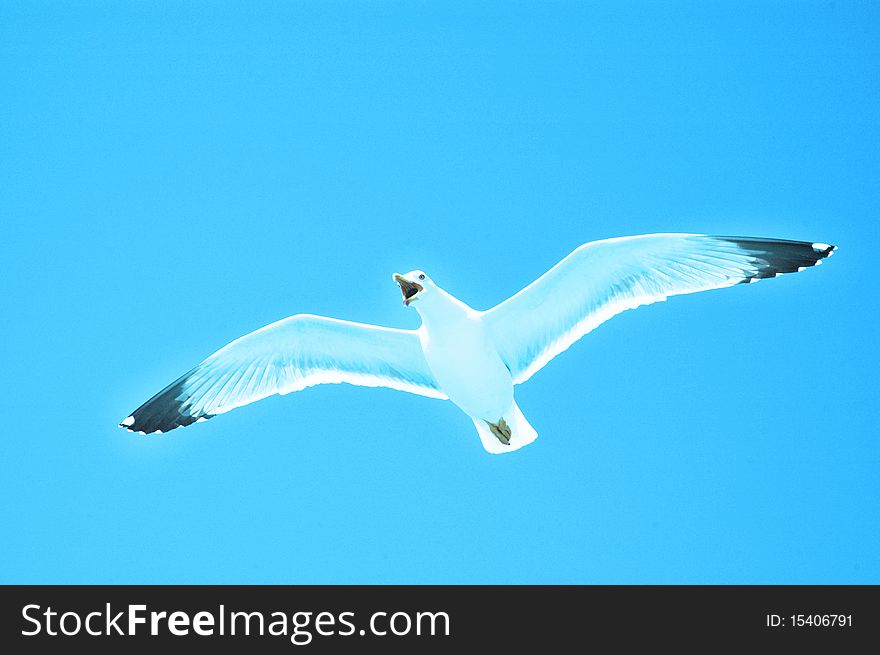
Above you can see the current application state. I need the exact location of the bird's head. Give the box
[392,270,433,306]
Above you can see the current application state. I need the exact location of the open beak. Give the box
[393,273,423,306]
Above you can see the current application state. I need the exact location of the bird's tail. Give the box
[472,402,538,455]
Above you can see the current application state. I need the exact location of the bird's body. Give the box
[413,286,536,452]
[121,233,836,454]
[418,298,512,421]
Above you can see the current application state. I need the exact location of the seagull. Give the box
[120,234,836,453]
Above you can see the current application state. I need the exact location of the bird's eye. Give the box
[418,274,426,280]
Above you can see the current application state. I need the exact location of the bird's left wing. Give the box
[483,234,835,384]
[120,314,445,434]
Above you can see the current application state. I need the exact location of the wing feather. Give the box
[483,234,835,384]
[121,314,445,434]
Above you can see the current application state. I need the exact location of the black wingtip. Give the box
[120,368,214,435]
[716,237,837,284]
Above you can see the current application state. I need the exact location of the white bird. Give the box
[120,234,836,454]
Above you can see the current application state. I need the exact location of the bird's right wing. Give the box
[483,234,836,384]
[120,314,445,434]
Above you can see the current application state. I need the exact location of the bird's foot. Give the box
[485,417,512,445]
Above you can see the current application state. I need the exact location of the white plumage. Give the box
[120,234,835,453]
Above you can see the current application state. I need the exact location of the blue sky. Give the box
[1,1,877,584]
